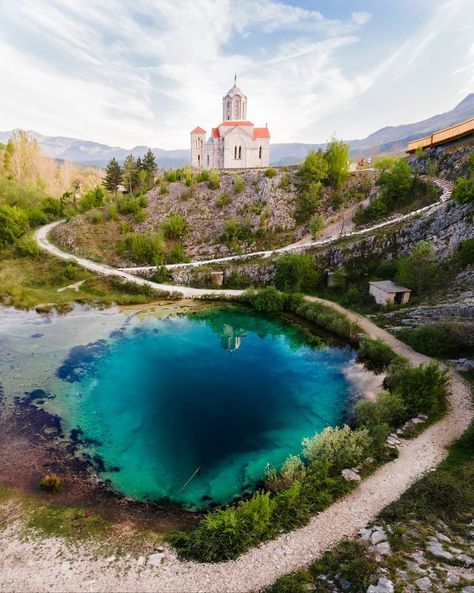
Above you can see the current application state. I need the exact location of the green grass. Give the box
[0,248,176,309]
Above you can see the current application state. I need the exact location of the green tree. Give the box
[396,240,440,294]
[324,137,350,190]
[296,150,328,191]
[275,253,320,292]
[141,148,158,186]
[103,158,122,196]
[452,178,474,204]
[295,181,322,223]
[377,158,413,209]
[122,154,139,193]
[309,214,324,239]
[0,204,29,247]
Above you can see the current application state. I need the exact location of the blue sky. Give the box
[0,0,473,149]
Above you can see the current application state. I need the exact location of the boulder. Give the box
[371,529,388,545]
[456,554,474,567]
[428,542,453,561]
[415,576,432,590]
[367,577,394,593]
[147,552,165,567]
[375,541,391,555]
[137,556,146,567]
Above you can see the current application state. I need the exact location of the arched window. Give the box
[207,154,209,166]
[259,146,262,159]
[238,146,242,159]
[197,155,200,165]
[234,146,237,159]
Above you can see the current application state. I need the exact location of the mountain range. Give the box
[1,94,473,168]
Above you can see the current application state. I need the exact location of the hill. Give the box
[2,94,473,167]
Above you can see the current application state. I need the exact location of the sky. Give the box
[0,0,473,150]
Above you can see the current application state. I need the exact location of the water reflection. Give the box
[220,324,247,352]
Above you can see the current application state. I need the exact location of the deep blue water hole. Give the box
[62,307,357,509]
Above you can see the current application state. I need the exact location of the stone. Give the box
[137,556,146,567]
[371,529,388,545]
[446,572,460,585]
[147,552,165,567]
[359,528,373,541]
[435,532,451,543]
[375,541,391,556]
[342,468,361,482]
[386,435,399,447]
[457,554,474,567]
[428,542,453,561]
[337,577,351,590]
[415,576,432,590]
[462,587,474,593]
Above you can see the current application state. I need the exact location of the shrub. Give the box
[117,196,140,214]
[385,360,448,417]
[309,215,324,239]
[0,204,29,247]
[355,391,408,430]
[220,218,253,246]
[396,240,442,294]
[162,214,188,240]
[121,233,164,265]
[39,474,62,493]
[15,235,41,257]
[324,137,350,190]
[275,253,320,293]
[287,298,360,341]
[278,173,291,191]
[265,455,307,493]
[357,337,396,373]
[134,209,147,223]
[216,192,232,208]
[26,207,49,226]
[197,169,210,182]
[233,175,245,194]
[302,425,371,473]
[207,169,220,190]
[167,242,189,264]
[401,323,466,358]
[452,177,474,204]
[457,238,474,267]
[264,167,277,178]
[246,287,286,313]
[79,187,104,213]
[294,181,321,223]
[296,151,328,191]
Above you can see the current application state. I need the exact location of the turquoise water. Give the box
[55,307,357,509]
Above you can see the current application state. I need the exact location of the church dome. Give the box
[224,84,246,98]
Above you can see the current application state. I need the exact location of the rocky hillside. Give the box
[51,169,375,267]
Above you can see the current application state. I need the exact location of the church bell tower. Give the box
[222,75,247,121]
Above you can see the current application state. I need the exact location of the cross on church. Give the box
[234,73,237,85]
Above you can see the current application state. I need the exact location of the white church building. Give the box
[190,80,270,170]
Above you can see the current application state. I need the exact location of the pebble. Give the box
[415,576,432,590]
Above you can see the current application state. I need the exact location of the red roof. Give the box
[212,127,220,138]
[253,127,270,139]
[191,126,206,134]
[220,120,254,126]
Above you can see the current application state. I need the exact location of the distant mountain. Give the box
[2,94,473,167]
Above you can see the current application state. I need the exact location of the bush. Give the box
[220,218,253,246]
[309,215,324,239]
[396,240,442,294]
[0,204,29,247]
[357,337,396,373]
[162,214,188,240]
[287,298,360,341]
[117,195,140,214]
[134,209,147,223]
[246,287,286,313]
[207,169,220,190]
[15,235,41,257]
[355,391,407,430]
[296,151,328,191]
[265,455,307,494]
[324,137,350,190]
[401,323,466,358]
[79,187,104,213]
[294,181,321,223]
[385,360,448,417]
[302,425,371,473]
[279,173,292,191]
[457,238,474,267]
[275,253,320,293]
[120,233,164,265]
[264,167,277,178]
[167,242,188,264]
[39,474,62,493]
[216,192,232,208]
[233,175,245,194]
[452,177,474,204]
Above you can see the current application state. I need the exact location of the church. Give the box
[190,79,270,170]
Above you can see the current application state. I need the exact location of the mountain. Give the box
[1,94,473,167]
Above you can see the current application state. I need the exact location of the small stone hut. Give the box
[369,280,411,305]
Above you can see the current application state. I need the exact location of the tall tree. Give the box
[324,137,350,190]
[141,148,157,187]
[103,158,122,196]
[3,130,41,185]
[122,154,138,193]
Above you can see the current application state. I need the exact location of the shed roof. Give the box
[369,280,411,293]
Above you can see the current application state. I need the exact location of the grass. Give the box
[0,248,175,310]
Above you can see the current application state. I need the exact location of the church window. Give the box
[238,146,242,159]
[198,155,200,164]
[234,146,237,159]
[207,154,209,166]
[259,146,262,159]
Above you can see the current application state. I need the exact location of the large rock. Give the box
[371,529,388,545]
[342,468,361,482]
[147,552,165,567]
[415,576,432,590]
[367,576,394,593]
[428,542,453,561]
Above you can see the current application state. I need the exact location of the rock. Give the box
[375,541,391,556]
[407,560,428,576]
[456,554,474,567]
[371,529,388,545]
[137,556,146,567]
[386,435,399,447]
[342,468,361,482]
[435,531,451,543]
[359,528,373,541]
[147,552,165,567]
[446,572,460,585]
[462,587,474,593]
[428,542,453,561]
[337,576,351,590]
[415,576,432,590]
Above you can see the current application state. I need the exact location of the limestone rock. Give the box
[371,529,388,545]
[147,552,165,567]
[342,468,361,482]
[428,542,453,561]
[456,554,474,567]
[137,556,146,567]
[375,541,391,555]
[415,576,432,590]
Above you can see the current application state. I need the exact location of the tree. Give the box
[122,154,139,193]
[324,137,350,190]
[377,158,413,209]
[0,204,29,247]
[3,130,41,185]
[452,178,474,204]
[396,240,440,294]
[296,150,328,191]
[373,155,397,174]
[103,158,122,196]
[295,181,322,223]
[141,148,157,187]
[275,253,320,292]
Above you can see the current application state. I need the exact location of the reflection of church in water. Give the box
[220,324,247,352]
